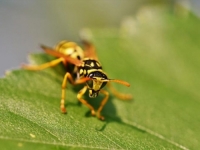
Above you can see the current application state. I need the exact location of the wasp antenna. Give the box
[101,79,110,82]
[109,79,130,87]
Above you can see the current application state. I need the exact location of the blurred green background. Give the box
[0,0,199,76]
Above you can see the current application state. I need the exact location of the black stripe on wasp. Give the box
[22,40,132,120]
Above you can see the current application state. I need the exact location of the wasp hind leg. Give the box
[107,83,132,100]
[22,57,65,71]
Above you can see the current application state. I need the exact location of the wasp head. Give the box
[86,71,108,98]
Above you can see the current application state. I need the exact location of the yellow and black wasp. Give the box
[22,40,132,120]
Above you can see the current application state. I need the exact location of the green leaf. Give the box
[1,8,200,150]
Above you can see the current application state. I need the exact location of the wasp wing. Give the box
[41,45,82,66]
[82,40,99,61]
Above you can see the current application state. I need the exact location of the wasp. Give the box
[22,40,132,120]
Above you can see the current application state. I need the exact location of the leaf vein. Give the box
[0,136,112,149]
[123,119,189,150]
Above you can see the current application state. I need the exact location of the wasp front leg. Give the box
[97,90,109,120]
[77,86,96,117]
